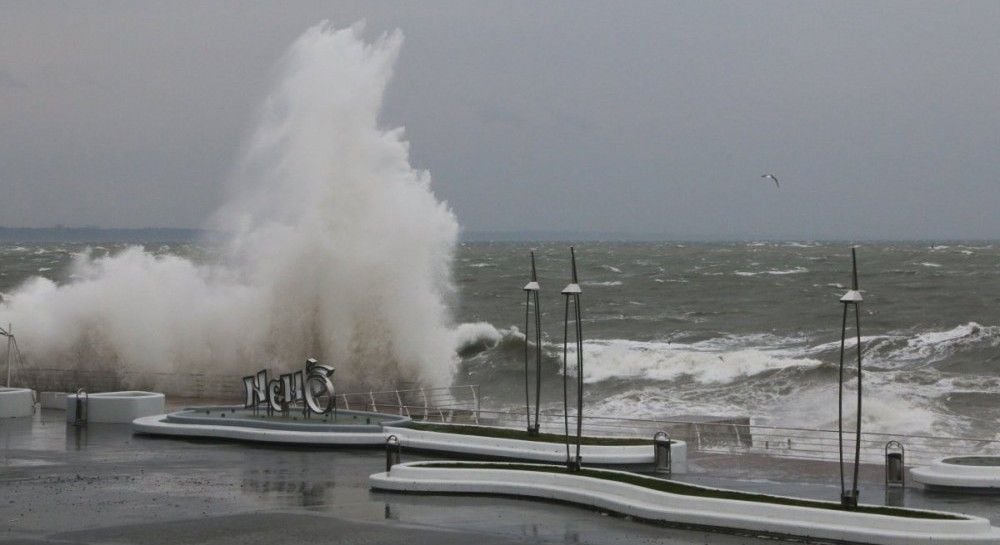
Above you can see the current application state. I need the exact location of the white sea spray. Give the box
[0,23,459,391]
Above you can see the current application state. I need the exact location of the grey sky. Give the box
[1,1,998,240]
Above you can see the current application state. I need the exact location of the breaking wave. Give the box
[0,23,460,391]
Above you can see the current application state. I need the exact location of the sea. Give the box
[3,240,999,442]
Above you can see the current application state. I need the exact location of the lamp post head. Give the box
[840,290,863,303]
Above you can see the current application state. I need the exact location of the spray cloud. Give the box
[0,22,460,392]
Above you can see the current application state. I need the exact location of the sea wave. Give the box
[452,322,505,356]
[566,339,822,385]
[734,267,808,277]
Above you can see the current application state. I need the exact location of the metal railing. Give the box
[437,407,1000,466]
[337,385,480,424]
[11,362,998,465]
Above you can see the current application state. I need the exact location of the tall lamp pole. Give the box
[561,247,584,471]
[1,324,12,388]
[838,248,864,508]
[523,251,542,435]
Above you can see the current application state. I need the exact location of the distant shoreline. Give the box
[1,227,997,244]
[0,227,207,243]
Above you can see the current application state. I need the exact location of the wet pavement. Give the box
[2,410,999,544]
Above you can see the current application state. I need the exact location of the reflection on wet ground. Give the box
[2,410,999,544]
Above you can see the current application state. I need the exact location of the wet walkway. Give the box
[2,411,998,544]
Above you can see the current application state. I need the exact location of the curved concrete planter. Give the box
[383,425,687,471]
[912,457,1000,491]
[165,407,409,432]
[132,413,388,445]
[67,391,165,423]
[40,391,68,410]
[371,462,1000,545]
[0,387,34,418]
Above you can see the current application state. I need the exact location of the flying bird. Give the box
[761,174,779,188]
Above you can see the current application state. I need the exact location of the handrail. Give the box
[463,406,1000,465]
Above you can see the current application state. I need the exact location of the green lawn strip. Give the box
[423,462,963,520]
[408,423,650,446]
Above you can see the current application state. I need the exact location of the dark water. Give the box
[3,241,1000,439]
[451,242,1000,440]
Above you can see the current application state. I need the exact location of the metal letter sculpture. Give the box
[304,358,336,416]
[242,358,336,417]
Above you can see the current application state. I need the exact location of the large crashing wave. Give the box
[0,23,460,391]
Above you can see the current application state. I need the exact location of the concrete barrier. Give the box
[67,391,165,423]
[132,414,389,445]
[0,387,34,418]
[383,425,687,471]
[39,391,69,410]
[912,456,1000,491]
[371,462,1000,545]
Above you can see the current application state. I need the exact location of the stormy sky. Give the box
[1,1,998,240]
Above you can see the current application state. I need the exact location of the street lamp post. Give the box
[838,248,864,508]
[523,251,542,435]
[561,247,584,472]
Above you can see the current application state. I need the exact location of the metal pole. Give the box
[838,303,847,498]
[562,290,571,466]
[5,324,12,388]
[837,247,864,508]
[523,251,542,435]
[470,384,480,424]
[572,248,584,467]
[533,286,542,433]
[574,291,583,466]
[524,288,532,431]
[851,248,863,500]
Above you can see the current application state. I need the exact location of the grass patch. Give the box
[422,462,963,520]
[409,423,651,446]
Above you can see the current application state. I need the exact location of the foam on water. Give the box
[0,23,460,391]
[734,266,809,277]
[564,339,823,384]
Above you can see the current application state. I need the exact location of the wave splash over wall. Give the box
[0,23,460,392]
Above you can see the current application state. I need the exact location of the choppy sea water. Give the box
[3,241,1000,440]
[452,242,1000,441]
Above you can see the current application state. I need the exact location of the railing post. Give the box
[421,387,428,421]
[395,389,404,416]
[470,384,480,424]
[369,390,376,412]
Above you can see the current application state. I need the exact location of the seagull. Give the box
[761,174,779,188]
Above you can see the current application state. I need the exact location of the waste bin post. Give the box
[885,440,905,488]
[385,435,401,472]
[654,431,671,475]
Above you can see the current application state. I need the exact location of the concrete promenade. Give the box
[2,410,998,545]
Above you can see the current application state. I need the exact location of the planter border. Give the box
[384,424,686,470]
[912,456,1000,491]
[0,387,34,419]
[370,461,999,545]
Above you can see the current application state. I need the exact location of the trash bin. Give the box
[885,441,905,487]
[654,431,671,475]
